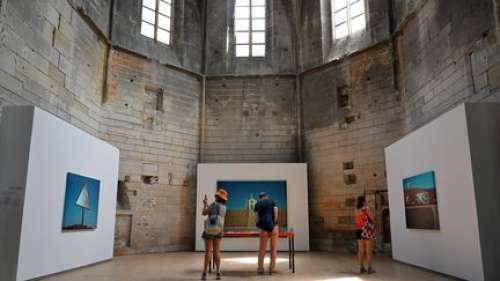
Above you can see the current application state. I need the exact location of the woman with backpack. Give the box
[355,196,376,274]
[201,189,228,280]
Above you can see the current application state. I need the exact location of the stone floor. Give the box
[42,252,459,281]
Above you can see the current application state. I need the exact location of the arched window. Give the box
[234,0,266,57]
[141,0,173,45]
[332,0,366,39]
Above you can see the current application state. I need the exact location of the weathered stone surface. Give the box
[301,44,401,250]
[202,76,298,162]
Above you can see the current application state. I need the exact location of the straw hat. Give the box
[215,189,228,201]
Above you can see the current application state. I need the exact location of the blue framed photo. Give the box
[62,173,100,231]
[217,180,287,232]
[403,171,440,230]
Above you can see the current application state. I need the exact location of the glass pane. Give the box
[236,32,249,44]
[334,0,347,11]
[159,1,171,16]
[236,45,249,57]
[158,15,171,30]
[141,22,155,38]
[236,0,250,6]
[252,0,266,6]
[252,19,265,30]
[142,7,156,24]
[252,7,266,18]
[252,32,265,43]
[252,44,265,57]
[351,15,366,33]
[143,0,156,10]
[335,23,348,39]
[350,0,365,17]
[235,7,250,18]
[235,19,250,31]
[335,9,347,25]
[157,29,170,44]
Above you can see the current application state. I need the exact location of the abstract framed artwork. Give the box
[403,171,440,230]
[217,180,288,232]
[62,173,100,231]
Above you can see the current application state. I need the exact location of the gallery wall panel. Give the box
[0,106,120,281]
[196,163,309,251]
[385,103,500,281]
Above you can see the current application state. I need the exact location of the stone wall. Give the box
[202,76,298,163]
[395,0,500,132]
[0,0,107,135]
[102,49,201,254]
[70,0,112,36]
[301,43,402,251]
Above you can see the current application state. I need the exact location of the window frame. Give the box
[140,0,174,45]
[332,0,366,40]
[234,0,267,58]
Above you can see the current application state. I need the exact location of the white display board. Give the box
[196,163,309,252]
[385,103,500,281]
[0,106,120,281]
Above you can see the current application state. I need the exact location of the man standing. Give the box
[254,192,279,274]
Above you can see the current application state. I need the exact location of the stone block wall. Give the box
[395,0,500,132]
[202,76,298,163]
[0,0,107,135]
[102,49,200,254]
[301,43,402,251]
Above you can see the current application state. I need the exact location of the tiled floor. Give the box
[42,252,459,281]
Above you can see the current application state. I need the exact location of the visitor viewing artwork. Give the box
[217,181,287,232]
[403,171,440,230]
[62,173,101,231]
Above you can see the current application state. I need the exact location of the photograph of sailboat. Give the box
[62,173,100,231]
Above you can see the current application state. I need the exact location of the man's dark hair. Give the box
[259,192,267,199]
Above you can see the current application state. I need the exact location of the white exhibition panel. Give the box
[196,163,309,252]
[385,104,483,281]
[0,106,120,281]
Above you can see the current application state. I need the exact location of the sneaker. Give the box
[201,273,207,280]
[367,267,376,274]
[360,267,367,274]
[216,272,222,280]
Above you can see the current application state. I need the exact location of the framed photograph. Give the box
[62,173,100,231]
[403,171,440,230]
[217,180,287,232]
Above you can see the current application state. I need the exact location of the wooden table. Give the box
[221,231,296,273]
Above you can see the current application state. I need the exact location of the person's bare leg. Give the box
[269,226,279,273]
[366,239,375,273]
[213,239,222,274]
[258,231,269,273]
[357,240,366,273]
[203,239,213,279]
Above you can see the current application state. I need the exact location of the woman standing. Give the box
[201,189,228,280]
[355,196,376,274]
